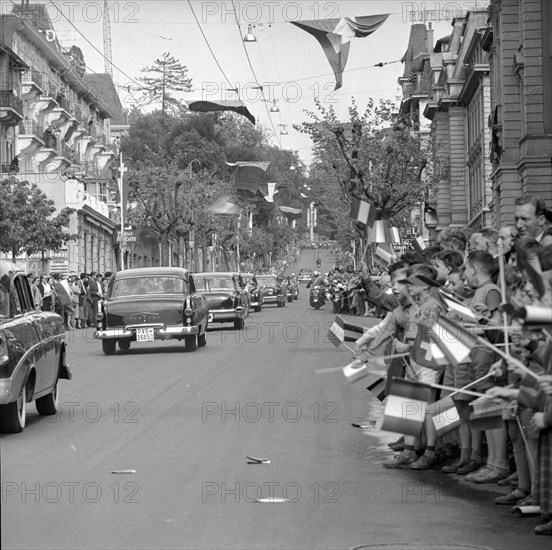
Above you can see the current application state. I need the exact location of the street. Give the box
[0,253,545,550]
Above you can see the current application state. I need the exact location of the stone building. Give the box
[400,1,552,237]
[483,0,552,225]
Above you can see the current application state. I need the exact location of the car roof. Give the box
[0,261,24,287]
[195,272,235,277]
[112,267,190,279]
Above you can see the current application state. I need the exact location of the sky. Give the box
[28,0,485,164]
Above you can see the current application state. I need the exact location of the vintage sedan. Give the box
[240,273,263,312]
[0,262,70,433]
[255,275,286,308]
[195,272,249,329]
[94,267,209,354]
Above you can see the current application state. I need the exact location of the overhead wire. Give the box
[187,0,237,94]
[44,0,146,94]
[230,0,282,147]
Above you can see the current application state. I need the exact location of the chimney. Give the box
[426,22,434,53]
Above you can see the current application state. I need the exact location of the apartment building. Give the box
[483,0,552,225]
[401,1,551,236]
[0,3,119,274]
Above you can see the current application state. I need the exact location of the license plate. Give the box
[136,328,154,342]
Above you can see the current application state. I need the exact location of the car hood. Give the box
[104,296,187,327]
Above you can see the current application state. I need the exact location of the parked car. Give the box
[240,273,263,312]
[195,272,249,329]
[94,267,208,354]
[298,269,313,283]
[255,275,286,307]
[0,262,71,433]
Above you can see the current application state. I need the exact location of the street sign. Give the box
[116,231,137,243]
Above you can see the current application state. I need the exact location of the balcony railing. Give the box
[22,69,43,89]
[58,95,71,112]
[44,81,57,99]
[58,142,74,161]
[19,119,44,140]
[43,132,57,150]
[0,90,24,114]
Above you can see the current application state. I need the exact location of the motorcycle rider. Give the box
[306,270,324,289]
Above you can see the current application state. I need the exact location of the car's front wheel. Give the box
[36,378,59,416]
[102,339,116,355]
[198,327,207,347]
[184,335,197,352]
[0,385,26,433]
[234,318,244,330]
[254,305,262,313]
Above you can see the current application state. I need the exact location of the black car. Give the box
[94,267,209,354]
[255,275,286,308]
[0,262,70,433]
[195,272,249,329]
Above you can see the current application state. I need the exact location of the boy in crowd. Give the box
[384,264,447,469]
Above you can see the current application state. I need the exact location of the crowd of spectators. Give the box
[348,194,552,537]
[27,271,112,329]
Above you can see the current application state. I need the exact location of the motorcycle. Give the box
[286,280,299,302]
[329,281,347,314]
[309,285,326,310]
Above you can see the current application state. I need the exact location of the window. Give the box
[14,276,34,313]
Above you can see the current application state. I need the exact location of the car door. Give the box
[188,275,208,327]
[8,274,46,395]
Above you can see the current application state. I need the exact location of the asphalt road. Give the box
[0,250,544,550]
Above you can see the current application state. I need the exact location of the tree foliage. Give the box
[121,110,304,267]
[296,98,432,237]
[138,52,192,115]
[0,177,74,260]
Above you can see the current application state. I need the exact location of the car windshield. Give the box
[0,284,8,318]
[257,277,277,285]
[108,276,187,298]
[206,277,234,291]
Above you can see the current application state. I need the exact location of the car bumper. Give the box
[208,307,246,322]
[94,325,199,340]
[262,295,283,304]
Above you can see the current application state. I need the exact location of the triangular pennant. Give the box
[291,14,390,89]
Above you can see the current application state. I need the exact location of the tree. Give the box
[0,177,74,261]
[296,98,432,233]
[138,52,192,115]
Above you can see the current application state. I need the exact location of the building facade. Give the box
[401,1,551,237]
[0,3,120,275]
[483,0,552,225]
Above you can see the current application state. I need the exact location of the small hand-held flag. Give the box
[327,316,345,347]
[429,315,476,366]
[410,324,448,368]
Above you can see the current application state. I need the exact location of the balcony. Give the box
[0,90,24,126]
[22,69,43,98]
[43,81,58,100]
[58,95,71,113]
[74,105,83,124]
[17,119,45,156]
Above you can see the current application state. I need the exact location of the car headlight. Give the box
[184,307,193,316]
